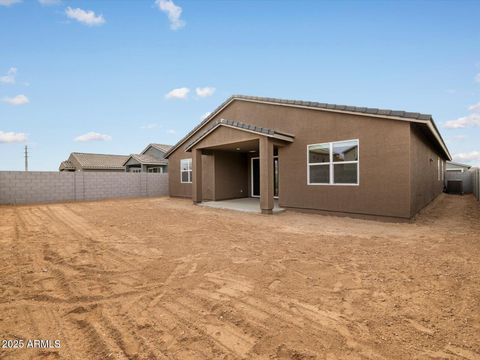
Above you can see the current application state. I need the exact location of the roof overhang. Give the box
[123,154,168,166]
[446,161,472,169]
[184,118,294,152]
[164,95,452,160]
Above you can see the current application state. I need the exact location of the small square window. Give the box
[308,144,330,163]
[333,163,358,184]
[333,140,358,162]
[309,164,330,184]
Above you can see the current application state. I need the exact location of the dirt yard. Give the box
[0,194,479,359]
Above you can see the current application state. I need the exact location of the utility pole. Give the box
[24,145,28,172]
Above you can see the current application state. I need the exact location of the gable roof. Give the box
[164,95,451,160]
[123,153,168,166]
[59,160,75,171]
[185,118,294,151]
[70,152,129,170]
[141,143,172,155]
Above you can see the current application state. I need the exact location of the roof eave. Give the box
[164,95,451,160]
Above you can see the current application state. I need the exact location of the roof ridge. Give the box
[231,94,433,119]
[71,152,129,157]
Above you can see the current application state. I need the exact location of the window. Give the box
[131,168,141,173]
[148,167,163,173]
[308,139,359,185]
[437,157,440,181]
[441,160,444,181]
[180,159,192,183]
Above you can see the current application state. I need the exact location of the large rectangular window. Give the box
[180,159,192,183]
[308,139,359,185]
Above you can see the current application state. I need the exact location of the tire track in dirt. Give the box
[193,271,386,359]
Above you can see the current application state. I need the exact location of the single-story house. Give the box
[59,152,129,172]
[124,143,172,173]
[446,161,472,173]
[163,95,451,220]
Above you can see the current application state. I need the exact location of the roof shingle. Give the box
[71,153,129,169]
[163,94,450,160]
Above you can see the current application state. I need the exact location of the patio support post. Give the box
[259,137,274,214]
[192,148,203,204]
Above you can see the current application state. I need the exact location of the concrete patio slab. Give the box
[199,197,285,214]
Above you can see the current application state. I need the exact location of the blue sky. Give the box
[1,0,479,171]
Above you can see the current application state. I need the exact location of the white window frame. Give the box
[180,158,192,184]
[307,139,360,186]
[437,157,440,181]
[148,167,163,173]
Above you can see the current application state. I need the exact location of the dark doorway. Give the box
[251,157,279,198]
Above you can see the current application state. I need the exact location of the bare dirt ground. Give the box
[0,194,479,360]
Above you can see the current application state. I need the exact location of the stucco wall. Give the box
[168,100,418,218]
[409,124,445,216]
[214,151,249,200]
[0,171,168,205]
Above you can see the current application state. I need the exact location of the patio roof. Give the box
[184,118,294,151]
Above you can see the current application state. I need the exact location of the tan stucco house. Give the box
[164,95,451,220]
[123,143,171,173]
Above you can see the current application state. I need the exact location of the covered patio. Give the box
[185,118,294,214]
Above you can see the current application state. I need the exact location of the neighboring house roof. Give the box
[70,152,129,170]
[59,160,75,171]
[141,143,172,155]
[163,95,452,160]
[446,161,472,170]
[185,118,294,151]
[123,154,168,166]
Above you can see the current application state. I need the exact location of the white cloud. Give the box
[468,102,480,112]
[141,123,159,129]
[155,0,185,30]
[38,0,61,5]
[444,102,480,128]
[74,132,112,142]
[196,87,215,97]
[0,0,22,6]
[475,73,480,83]
[201,112,211,120]
[2,94,29,106]
[165,87,190,99]
[167,129,176,134]
[444,113,480,129]
[0,131,27,143]
[453,151,480,164]
[0,67,17,84]
[65,7,105,26]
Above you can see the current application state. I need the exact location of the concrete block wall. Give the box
[0,171,169,205]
